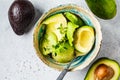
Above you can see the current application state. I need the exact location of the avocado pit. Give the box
[95,64,114,80]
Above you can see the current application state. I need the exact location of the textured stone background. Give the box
[0,0,120,80]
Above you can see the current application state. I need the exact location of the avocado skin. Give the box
[86,0,117,19]
[8,0,35,35]
[84,57,120,80]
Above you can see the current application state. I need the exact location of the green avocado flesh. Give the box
[52,42,74,63]
[40,32,58,55]
[39,12,95,63]
[64,12,85,26]
[67,22,79,46]
[85,58,120,80]
[86,0,117,19]
[74,26,95,56]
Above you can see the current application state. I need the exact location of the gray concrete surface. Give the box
[0,0,120,80]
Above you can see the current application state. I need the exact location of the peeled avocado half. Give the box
[43,13,67,41]
[74,26,95,56]
[40,13,67,55]
[85,58,120,80]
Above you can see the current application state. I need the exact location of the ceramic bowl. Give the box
[33,4,102,71]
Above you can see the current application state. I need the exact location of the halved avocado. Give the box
[74,26,95,56]
[85,58,120,80]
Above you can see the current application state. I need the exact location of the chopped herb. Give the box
[64,47,67,49]
[57,23,67,34]
[44,47,46,51]
[54,53,57,56]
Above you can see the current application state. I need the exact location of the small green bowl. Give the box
[33,4,102,71]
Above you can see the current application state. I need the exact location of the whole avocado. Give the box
[8,0,35,35]
[85,0,117,19]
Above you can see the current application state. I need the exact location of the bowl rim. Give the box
[33,4,102,71]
